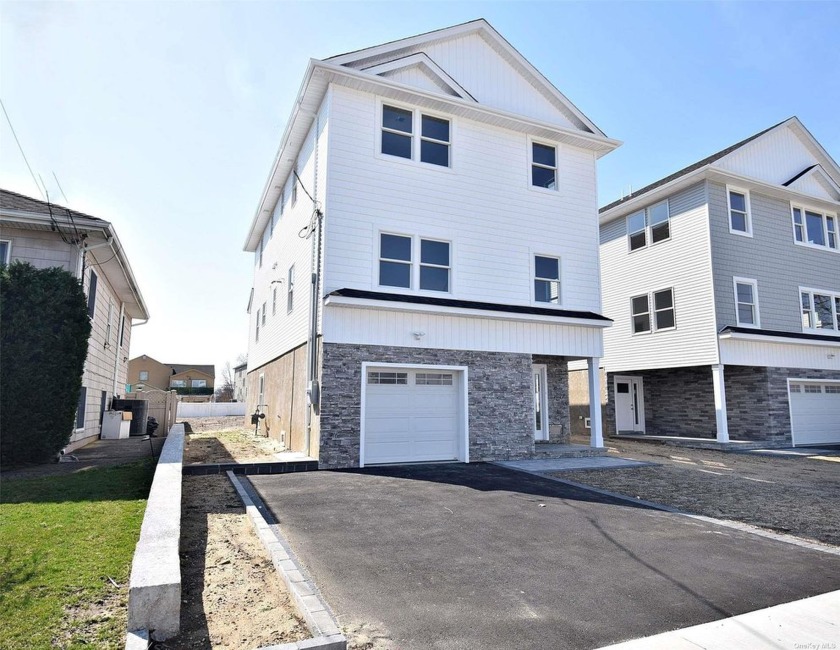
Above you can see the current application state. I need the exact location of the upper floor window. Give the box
[87,270,98,318]
[734,278,759,327]
[287,265,295,312]
[631,288,675,334]
[262,302,267,326]
[255,307,260,341]
[272,286,277,316]
[728,187,752,236]
[531,143,556,190]
[0,240,10,264]
[378,233,450,292]
[801,288,840,333]
[628,200,670,251]
[792,206,838,251]
[139,371,149,381]
[534,255,560,304]
[381,105,450,167]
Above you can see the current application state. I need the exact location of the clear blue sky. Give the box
[2,1,838,384]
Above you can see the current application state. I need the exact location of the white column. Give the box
[711,364,729,443]
[588,357,604,448]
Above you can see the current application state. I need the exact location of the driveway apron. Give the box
[248,463,840,650]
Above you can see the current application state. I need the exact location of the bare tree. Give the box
[214,361,235,402]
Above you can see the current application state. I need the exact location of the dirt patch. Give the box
[59,585,126,648]
[180,417,247,434]
[159,476,307,649]
[561,436,840,546]
[182,423,285,465]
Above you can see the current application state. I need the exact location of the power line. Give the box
[53,171,69,203]
[0,97,45,200]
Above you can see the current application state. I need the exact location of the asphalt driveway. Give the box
[248,463,840,650]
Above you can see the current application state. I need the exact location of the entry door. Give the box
[533,364,549,441]
[615,376,644,433]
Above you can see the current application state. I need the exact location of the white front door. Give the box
[615,376,644,433]
[789,381,840,446]
[533,364,549,440]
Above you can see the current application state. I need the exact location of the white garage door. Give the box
[789,382,840,446]
[364,368,461,465]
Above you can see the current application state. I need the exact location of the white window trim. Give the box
[359,362,469,468]
[733,277,760,328]
[376,231,453,295]
[287,265,295,313]
[376,99,453,171]
[528,137,559,194]
[272,286,277,316]
[0,239,11,264]
[139,371,149,381]
[727,185,753,237]
[791,203,839,253]
[531,252,562,306]
[627,200,671,252]
[631,287,677,335]
[799,286,840,335]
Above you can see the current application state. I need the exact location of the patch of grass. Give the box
[0,460,154,649]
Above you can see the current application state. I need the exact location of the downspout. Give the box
[304,112,323,458]
[112,302,125,397]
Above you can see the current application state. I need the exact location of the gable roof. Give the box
[168,364,215,377]
[361,52,477,101]
[600,119,788,214]
[0,188,107,223]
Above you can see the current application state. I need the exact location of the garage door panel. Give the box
[789,382,840,446]
[364,367,462,465]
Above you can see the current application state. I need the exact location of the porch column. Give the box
[587,357,604,448]
[712,364,729,443]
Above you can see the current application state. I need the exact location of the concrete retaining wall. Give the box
[126,423,185,642]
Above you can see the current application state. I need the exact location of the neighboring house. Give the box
[127,356,216,402]
[242,20,619,468]
[233,362,247,402]
[0,188,149,452]
[591,117,839,447]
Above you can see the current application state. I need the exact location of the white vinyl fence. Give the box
[177,402,247,418]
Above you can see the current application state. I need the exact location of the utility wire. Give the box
[0,97,45,200]
[53,171,69,203]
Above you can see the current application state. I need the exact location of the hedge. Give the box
[0,262,92,465]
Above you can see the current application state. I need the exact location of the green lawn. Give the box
[0,461,154,649]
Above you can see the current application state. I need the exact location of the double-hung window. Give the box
[262,302,267,326]
[381,105,451,167]
[534,255,560,304]
[631,288,675,334]
[531,142,556,190]
[0,240,10,265]
[792,205,838,251]
[734,278,759,327]
[255,307,260,341]
[801,288,840,332]
[728,187,752,236]
[628,200,670,251]
[378,233,450,292]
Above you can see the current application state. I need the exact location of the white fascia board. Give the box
[706,168,840,213]
[719,331,840,349]
[324,295,612,328]
[787,118,840,184]
[362,53,476,101]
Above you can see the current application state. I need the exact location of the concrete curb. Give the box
[226,471,347,650]
[126,423,185,644]
[493,462,840,556]
[182,459,318,476]
[124,628,149,650]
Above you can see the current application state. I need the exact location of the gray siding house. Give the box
[596,118,840,446]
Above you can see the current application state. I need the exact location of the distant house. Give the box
[0,188,150,452]
[127,356,216,402]
[233,362,247,402]
[590,117,839,447]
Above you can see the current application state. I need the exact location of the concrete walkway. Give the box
[598,589,840,649]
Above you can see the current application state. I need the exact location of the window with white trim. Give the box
[632,288,676,334]
[287,265,295,312]
[139,371,149,381]
[0,239,10,264]
[76,387,87,429]
[804,384,822,394]
[628,201,670,251]
[258,238,264,268]
[416,373,453,386]
[789,384,801,393]
[192,379,207,388]
[262,302,266,326]
[255,307,260,341]
[792,205,838,250]
[728,187,751,235]
[381,104,450,167]
[734,278,759,327]
[531,142,556,190]
[801,289,840,332]
[272,286,277,316]
[171,379,186,388]
[534,255,560,304]
[378,233,450,293]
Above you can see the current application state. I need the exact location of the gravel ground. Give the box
[559,436,840,546]
[158,475,307,649]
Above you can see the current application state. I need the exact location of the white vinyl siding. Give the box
[601,182,717,372]
[323,85,602,316]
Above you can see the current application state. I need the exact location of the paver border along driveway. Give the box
[248,463,840,650]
